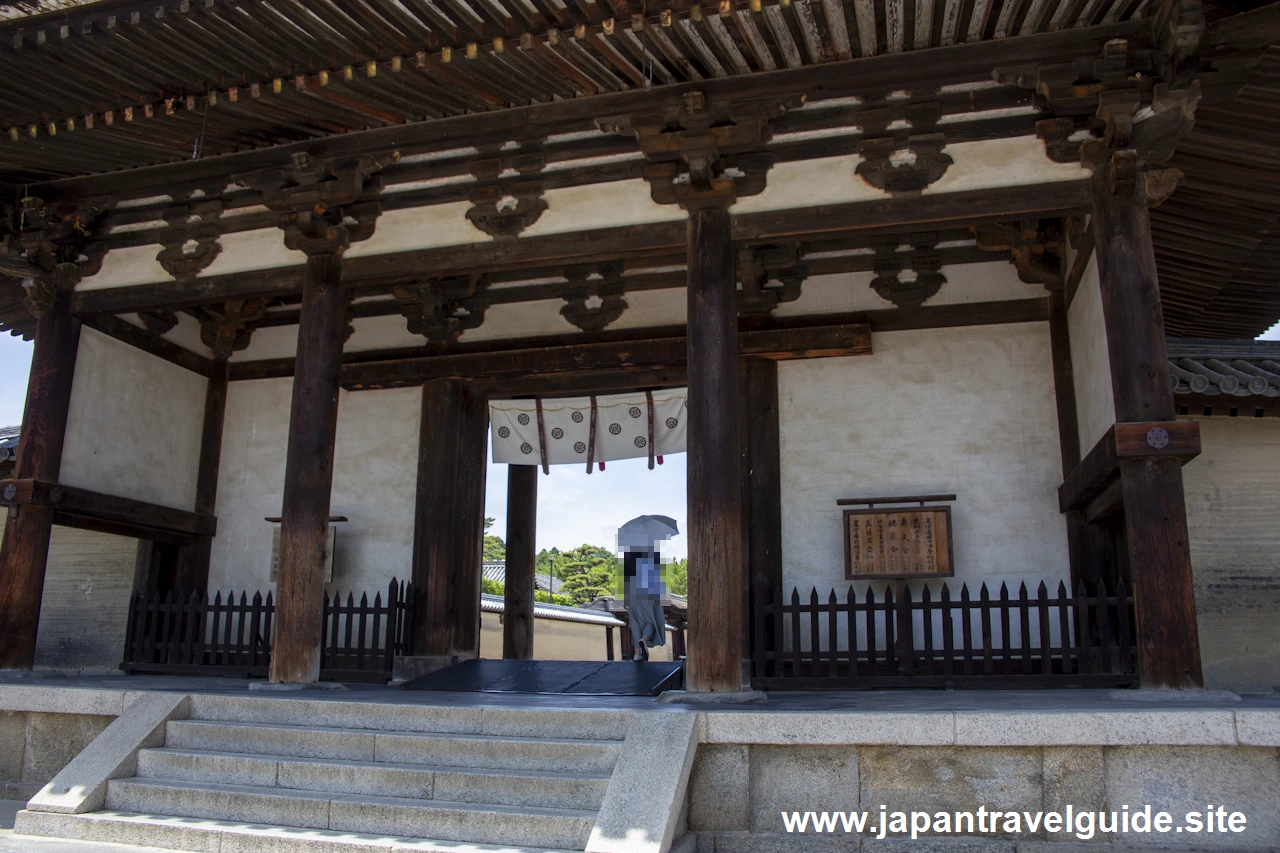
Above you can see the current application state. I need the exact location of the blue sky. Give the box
[5,319,1280,560]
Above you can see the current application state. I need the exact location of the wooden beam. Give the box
[82,313,214,377]
[0,478,217,538]
[340,323,872,390]
[742,357,783,595]
[1084,476,1124,523]
[32,20,1146,204]
[685,205,745,694]
[0,274,79,671]
[1062,224,1094,311]
[174,357,228,593]
[270,252,347,685]
[1058,420,1200,513]
[71,182,1091,319]
[503,464,538,660]
[1092,151,1202,689]
[1202,1,1280,54]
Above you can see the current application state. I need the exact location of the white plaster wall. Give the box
[1067,253,1115,453]
[229,324,299,362]
[460,299,576,342]
[778,323,1070,598]
[119,311,214,357]
[210,381,419,597]
[1181,417,1280,691]
[60,328,206,510]
[76,244,171,292]
[33,526,138,672]
[345,314,423,353]
[520,180,685,239]
[346,202,487,259]
[199,228,305,277]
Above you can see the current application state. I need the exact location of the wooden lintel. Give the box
[1057,421,1201,513]
[338,323,870,391]
[84,314,214,377]
[0,478,217,538]
[72,183,1089,319]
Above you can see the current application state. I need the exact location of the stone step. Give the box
[165,719,622,774]
[137,747,612,809]
[105,777,597,850]
[16,809,581,853]
[187,694,631,740]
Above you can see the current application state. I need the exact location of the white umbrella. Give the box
[617,515,680,551]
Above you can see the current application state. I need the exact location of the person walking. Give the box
[617,515,678,661]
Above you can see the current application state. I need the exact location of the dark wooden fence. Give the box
[122,579,413,683]
[752,578,1136,689]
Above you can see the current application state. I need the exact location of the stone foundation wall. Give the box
[688,732,1280,850]
[0,710,113,801]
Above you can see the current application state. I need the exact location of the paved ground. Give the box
[13,671,1279,713]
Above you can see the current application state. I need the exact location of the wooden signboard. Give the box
[843,506,954,580]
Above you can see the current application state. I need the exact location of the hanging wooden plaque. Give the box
[843,507,953,580]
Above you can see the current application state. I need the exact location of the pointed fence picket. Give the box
[121,578,412,683]
[750,577,1136,689]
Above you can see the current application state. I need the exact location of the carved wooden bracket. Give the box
[597,91,798,211]
[1095,150,1184,211]
[392,275,489,342]
[856,133,953,195]
[235,152,388,255]
[560,262,628,332]
[139,309,179,336]
[1021,39,1199,170]
[198,299,268,359]
[156,185,224,280]
[465,154,547,239]
[8,196,108,317]
[737,243,806,315]
[973,219,1066,290]
[868,234,946,309]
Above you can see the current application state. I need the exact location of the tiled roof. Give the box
[1167,339,1280,398]
[481,561,563,594]
[479,593,622,628]
[0,425,17,464]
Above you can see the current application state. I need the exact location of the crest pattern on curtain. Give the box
[490,388,688,469]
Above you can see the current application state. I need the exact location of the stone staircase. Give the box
[18,695,633,853]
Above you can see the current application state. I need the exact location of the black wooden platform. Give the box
[399,659,684,695]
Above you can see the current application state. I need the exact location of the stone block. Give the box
[329,795,594,849]
[167,720,377,761]
[28,692,188,814]
[219,824,399,853]
[749,745,858,833]
[20,712,114,786]
[1103,745,1280,847]
[140,747,279,788]
[687,744,750,832]
[189,694,483,734]
[0,710,27,781]
[14,809,223,853]
[480,706,632,740]
[106,778,333,829]
[433,766,609,810]
[1042,747,1105,827]
[704,712,954,746]
[374,731,619,774]
[278,757,434,799]
[859,746,1042,840]
[702,831,858,852]
[586,711,700,853]
[954,710,1237,746]
[1234,710,1280,747]
[862,839,1016,852]
[0,685,124,716]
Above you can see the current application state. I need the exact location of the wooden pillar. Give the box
[1092,152,1202,689]
[0,265,80,671]
[685,205,746,693]
[1047,291,1114,589]
[407,378,487,673]
[269,251,347,684]
[503,464,537,660]
[174,356,228,595]
[742,357,782,592]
